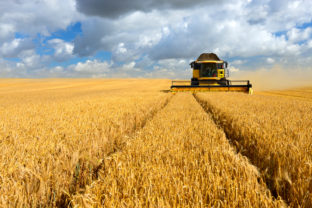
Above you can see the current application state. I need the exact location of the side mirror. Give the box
[190,61,195,68]
[224,61,228,68]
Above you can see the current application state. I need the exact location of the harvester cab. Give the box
[171,53,253,94]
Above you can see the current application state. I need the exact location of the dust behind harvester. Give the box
[171,53,253,94]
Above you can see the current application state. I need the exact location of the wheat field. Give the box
[0,79,311,207]
[195,91,312,207]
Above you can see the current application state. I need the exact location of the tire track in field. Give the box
[193,93,288,205]
[93,93,174,174]
[72,93,284,207]
[56,94,174,208]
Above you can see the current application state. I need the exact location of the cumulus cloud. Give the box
[0,24,15,42]
[266,58,275,64]
[287,27,312,43]
[48,39,74,62]
[147,3,308,60]
[1,0,312,80]
[57,59,143,78]
[229,66,240,73]
[73,11,168,59]
[146,58,192,79]
[231,60,245,65]
[0,38,34,58]
[16,49,51,70]
[72,59,110,74]
[0,0,79,38]
[0,59,14,76]
[0,0,80,66]
[246,0,312,32]
[74,0,312,69]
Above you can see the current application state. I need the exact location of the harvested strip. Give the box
[195,92,312,207]
[73,93,284,207]
[0,85,171,207]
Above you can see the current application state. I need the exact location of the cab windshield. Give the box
[200,63,218,77]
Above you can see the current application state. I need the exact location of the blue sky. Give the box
[0,0,312,78]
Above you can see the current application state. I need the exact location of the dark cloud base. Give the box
[76,0,218,18]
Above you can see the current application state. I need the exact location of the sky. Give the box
[0,0,312,79]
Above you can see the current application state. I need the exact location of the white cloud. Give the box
[1,0,312,78]
[72,59,110,73]
[308,40,312,48]
[51,66,64,72]
[73,10,173,60]
[0,38,34,57]
[18,50,45,68]
[0,0,80,37]
[0,0,80,65]
[67,59,144,78]
[144,58,191,79]
[0,24,15,41]
[229,66,240,72]
[62,58,188,79]
[246,0,312,32]
[287,27,312,43]
[0,59,12,73]
[231,60,245,65]
[266,57,275,64]
[149,11,298,59]
[73,0,312,68]
[48,39,74,62]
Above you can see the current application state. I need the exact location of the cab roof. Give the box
[197,53,220,61]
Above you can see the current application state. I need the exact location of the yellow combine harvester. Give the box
[171,53,253,94]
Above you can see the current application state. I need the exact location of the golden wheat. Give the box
[72,93,283,207]
[1,79,310,207]
[196,91,312,207]
[257,87,312,100]
[0,79,171,207]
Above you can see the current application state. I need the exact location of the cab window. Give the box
[217,63,224,69]
[200,63,217,77]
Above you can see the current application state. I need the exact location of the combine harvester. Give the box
[171,53,253,94]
